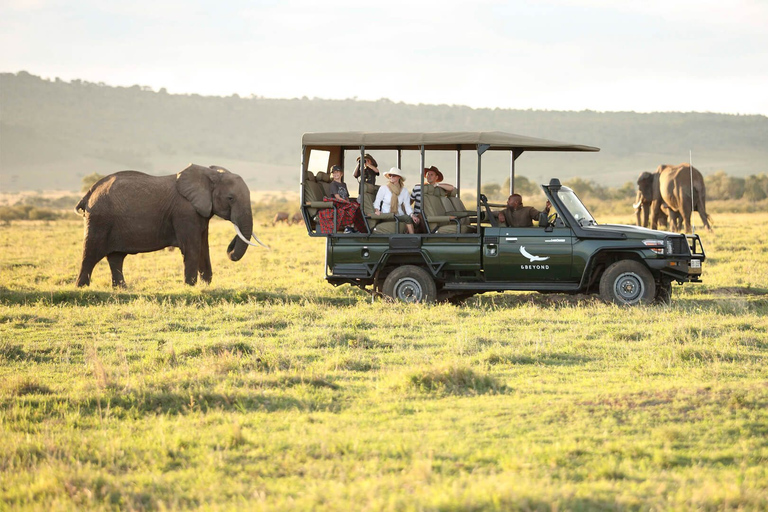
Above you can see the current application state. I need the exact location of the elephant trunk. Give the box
[227,210,254,261]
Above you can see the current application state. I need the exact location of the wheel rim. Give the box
[393,277,423,303]
[613,272,645,303]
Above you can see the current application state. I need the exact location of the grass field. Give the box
[2,213,768,510]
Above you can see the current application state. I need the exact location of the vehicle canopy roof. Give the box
[302,131,600,152]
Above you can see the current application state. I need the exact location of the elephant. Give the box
[636,163,712,233]
[74,164,266,287]
[634,190,682,231]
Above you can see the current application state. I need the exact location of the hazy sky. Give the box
[2,0,767,115]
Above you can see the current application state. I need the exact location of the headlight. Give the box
[643,239,664,255]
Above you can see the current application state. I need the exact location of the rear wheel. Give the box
[382,265,437,304]
[599,260,655,305]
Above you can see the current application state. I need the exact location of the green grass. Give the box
[2,214,768,510]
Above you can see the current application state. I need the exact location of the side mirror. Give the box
[538,212,549,228]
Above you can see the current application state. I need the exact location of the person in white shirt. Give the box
[374,168,420,234]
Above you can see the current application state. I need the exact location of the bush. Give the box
[0,205,61,222]
[81,172,104,193]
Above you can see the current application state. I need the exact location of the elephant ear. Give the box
[176,164,222,217]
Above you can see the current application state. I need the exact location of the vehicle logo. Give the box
[520,246,549,262]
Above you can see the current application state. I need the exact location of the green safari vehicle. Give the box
[299,132,705,304]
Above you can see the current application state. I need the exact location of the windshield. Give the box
[557,187,597,226]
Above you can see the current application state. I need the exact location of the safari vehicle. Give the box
[299,132,705,305]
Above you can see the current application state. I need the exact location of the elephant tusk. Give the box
[251,233,270,249]
[233,223,270,249]
[632,202,642,209]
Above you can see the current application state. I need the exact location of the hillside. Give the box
[2,71,767,192]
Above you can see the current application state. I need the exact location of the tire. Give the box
[382,265,437,304]
[599,260,656,305]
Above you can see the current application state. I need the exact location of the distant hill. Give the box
[2,71,767,192]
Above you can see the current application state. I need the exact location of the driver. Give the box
[498,194,551,227]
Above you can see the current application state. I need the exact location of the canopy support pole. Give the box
[456,147,461,198]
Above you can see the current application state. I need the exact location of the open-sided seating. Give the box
[422,185,473,234]
[315,171,333,198]
[302,171,333,230]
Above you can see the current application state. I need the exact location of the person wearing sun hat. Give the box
[353,153,380,185]
[374,168,420,234]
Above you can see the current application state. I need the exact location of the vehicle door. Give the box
[482,224,575,282]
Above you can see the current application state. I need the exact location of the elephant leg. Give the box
[650,201,662,230]
[180,235,203,286]
[198,227,212,284]
[76,230,106,287]
[181,250,199,285]
[680,202,692,233]
[107,252,128,288]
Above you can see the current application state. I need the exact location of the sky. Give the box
[2,0,767,115]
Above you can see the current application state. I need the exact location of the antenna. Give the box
[689,150,695,235]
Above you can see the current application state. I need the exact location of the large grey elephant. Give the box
[633,190,682,231]
[636,163,712,233]
[75,164,265,287]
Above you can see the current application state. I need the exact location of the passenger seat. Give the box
[315,171,333,198]
[442,189,476,233]
[422,185,471,234]
[360,183,400,234]
[302,171,332,229]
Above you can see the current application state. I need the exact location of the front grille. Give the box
[666,235,689,255]
[484,236,499,244]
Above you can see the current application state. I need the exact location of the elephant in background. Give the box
[636,163,712,233]
[75,164,266,287]
[634,190,682,231]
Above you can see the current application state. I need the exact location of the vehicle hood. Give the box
[597,223,676,239]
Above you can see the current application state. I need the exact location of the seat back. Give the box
[445,190,472,226]
[421,185,450,231]
[360,184,399,233]
[303,171,326,218]
[315,172,333,198]
[360,183,378,230]
[423,186,473,234]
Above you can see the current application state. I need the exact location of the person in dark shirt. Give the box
[329,165,350,201]
[498,194,551,227]
[353,154,380,185]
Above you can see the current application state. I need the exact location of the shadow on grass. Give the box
[484,352,593,367]
[0,343,60,364]
[709,286,768,296]
[0,286,358,307]
[471,287,768,312]
[472,293,604,309]
[3,285,767,311]
[5,388,343,416]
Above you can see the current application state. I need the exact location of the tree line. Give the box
[2,71,768,194]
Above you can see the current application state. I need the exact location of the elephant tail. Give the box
[74,192,91,216]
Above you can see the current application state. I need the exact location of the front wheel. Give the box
[382,265,437,304]
[599,260,656,305]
